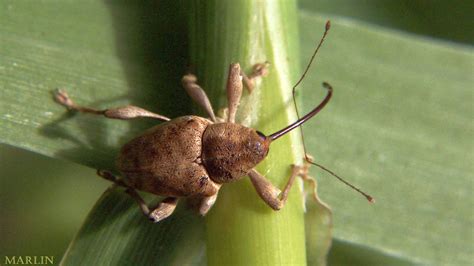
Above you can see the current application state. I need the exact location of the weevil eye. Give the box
[256,130,266,141]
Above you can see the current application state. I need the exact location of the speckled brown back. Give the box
[117,116,219,197]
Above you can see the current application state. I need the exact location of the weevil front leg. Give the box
[226,63,243,123]
[248,165,303,210]
[226,62,269,123]
[241,62,269,93]
[54,89,170,121]
[97,170,178,222]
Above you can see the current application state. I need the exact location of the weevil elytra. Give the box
[54,21,372,223]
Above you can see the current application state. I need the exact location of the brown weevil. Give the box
[54,21,373,223]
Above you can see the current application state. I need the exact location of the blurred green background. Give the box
[1,0,472,265]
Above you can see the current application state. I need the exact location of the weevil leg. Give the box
[248,165,302,210]
[97,169,128,187]
[125,190,178,222]
[241,62,270,93]
[97,170,151,215]
[97,170,177,222]
[54,89,171,121]
[226,62,269,123]
[197,193,219,216]
[181,74,217,122]
[148,197,179,223]
[296,160,319,202]
[124,187,152,217]
[226,63,243,123]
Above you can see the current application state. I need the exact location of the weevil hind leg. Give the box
[97,169,132,188]
[54,89,170,121]
[248,165,302,210]
[181,74,217,122]
[97,170,177,222]
[97,170,150,215]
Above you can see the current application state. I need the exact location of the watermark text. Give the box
[4,256,54,265]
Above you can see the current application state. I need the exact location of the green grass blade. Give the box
[187,1,313,265]
[1,1,207,265]
[328,239,417,266]
[0,1,192,170]
[1,1,473,265]
[298,14,473,265]
[61,190,206,265]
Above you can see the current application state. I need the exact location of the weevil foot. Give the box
[251,61,270,78]
[242,61,270,93]
[148,197,178,223]
[53,89,75,109]
[53,89,104,115]
[198,193,219,216]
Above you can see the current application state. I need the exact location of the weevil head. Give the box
[202,123,271,183]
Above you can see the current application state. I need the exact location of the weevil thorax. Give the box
[202,123,270,183]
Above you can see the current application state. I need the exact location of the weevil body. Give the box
[116,114,269,197]
[54,21,370,223]
[54,61,329,222]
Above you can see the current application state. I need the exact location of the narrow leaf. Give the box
[187,1,332,265]
[62,189,206,265]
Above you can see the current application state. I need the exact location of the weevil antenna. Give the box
[293,20,331,93]
[268,20,332,141]
[268,83,332,141]
[308,159,374,203]
[270,20,374,203]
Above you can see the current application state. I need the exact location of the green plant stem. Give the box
[188,1,306,265]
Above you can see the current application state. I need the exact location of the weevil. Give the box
[54,21,372,223]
